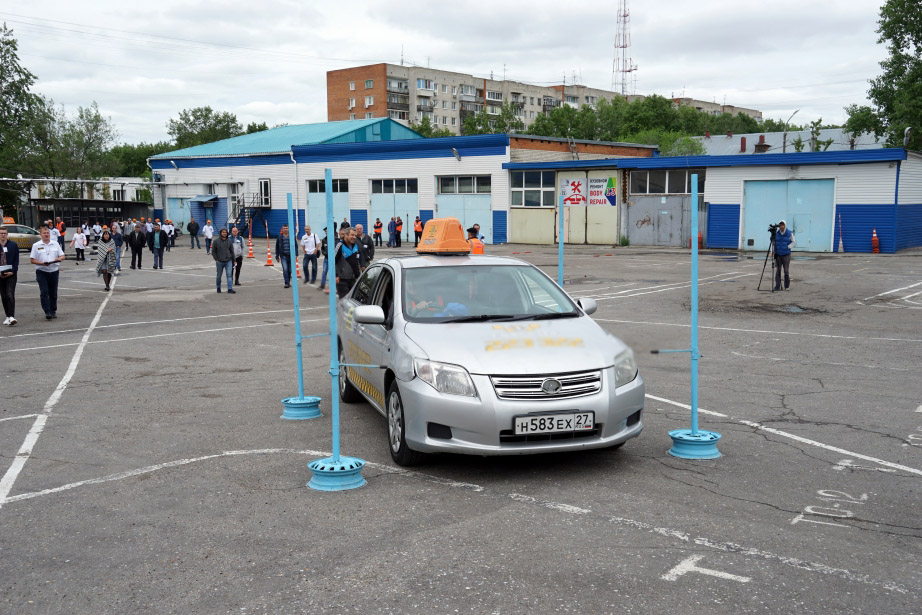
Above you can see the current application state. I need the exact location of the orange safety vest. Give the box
[414,220,423,233]
[469,238,484,254]
[396,221,403,232]
[373,222,382,234]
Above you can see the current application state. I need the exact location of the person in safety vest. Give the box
[467,227,484,254]
[395,217,403,247]
[373,218,383,247]
[413,216,423,247]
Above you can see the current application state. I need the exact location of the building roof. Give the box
[693,128,882,156]
[503,148,908,171]
[510,134,658,150]
[151,118,420,159]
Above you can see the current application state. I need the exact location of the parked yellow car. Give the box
[2,223,42,251]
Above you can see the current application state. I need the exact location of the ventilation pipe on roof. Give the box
[850,138,855,150]
[758,135,765,145]
[740,137,747,153]
[726,130,733,138]
[705,130,710,139]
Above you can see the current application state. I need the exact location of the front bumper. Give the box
[399,368,644,456]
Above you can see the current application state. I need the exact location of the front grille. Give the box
[491,370,602,401]
[499,427,601,443]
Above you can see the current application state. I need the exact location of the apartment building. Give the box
[327,63,761,134]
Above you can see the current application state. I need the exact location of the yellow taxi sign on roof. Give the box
[416,217,471,254]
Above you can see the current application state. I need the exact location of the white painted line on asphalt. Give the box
[576,273,738,300]
[596,318,922,344]
[863,281,922,301]
[0,306,329,340]
[0,318,328,354]
[0,276,117,511]
[662,554,751,583]
[647,393,922,477]
[2,448,909,594]
[0,414,39,423]
[585,273,757,301]
[916,405,922,413]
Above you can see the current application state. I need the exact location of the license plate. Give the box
[514,412,594,435]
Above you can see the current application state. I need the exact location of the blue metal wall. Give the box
[897,204,922,251]
[189,198,228,233]
[350,209,368,230]
[833,204,897,253]
[419,209,434,224]
[153,208,164,221]
[706,204,740,248]
[492,210,508,244]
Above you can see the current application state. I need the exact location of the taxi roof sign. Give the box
[416,217,471,255]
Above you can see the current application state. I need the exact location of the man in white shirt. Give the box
[30,225,65,319]
[202,219,215,254]
[145,219,153,234]
[70,228,87,263]
[163,220,174,252]
[300,225,320,285]
[92,221,102,243]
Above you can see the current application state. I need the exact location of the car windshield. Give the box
[402,264,578,322]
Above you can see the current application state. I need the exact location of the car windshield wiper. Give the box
[439,314,519,323]
[513,312,580,321]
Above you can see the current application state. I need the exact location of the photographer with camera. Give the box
[772,220,796,291]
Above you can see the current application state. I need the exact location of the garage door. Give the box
[435,195,493,243]
[742,179,834,252]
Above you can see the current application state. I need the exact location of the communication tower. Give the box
[611,0,638,95]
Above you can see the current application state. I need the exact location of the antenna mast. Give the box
[612,0,638,95]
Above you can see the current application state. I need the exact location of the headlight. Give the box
[614,349,638,388]
[414,359,478,397]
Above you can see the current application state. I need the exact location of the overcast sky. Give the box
[3,0,887,144]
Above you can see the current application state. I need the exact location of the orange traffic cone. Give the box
[871,228,880,254]
[247,239,254,259]
[296,257,301,279]
[265,245,274,266]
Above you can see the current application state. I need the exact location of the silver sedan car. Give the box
[338,254,644,466]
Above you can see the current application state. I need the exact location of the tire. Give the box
[386,381,425,466]
[338,345,362,403]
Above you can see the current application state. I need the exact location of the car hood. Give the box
[403,317,625,376]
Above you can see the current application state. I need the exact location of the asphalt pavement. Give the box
[1,240,920,614]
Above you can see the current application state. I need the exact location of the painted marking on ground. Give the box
[596,318,922,344]
[647,393,922,477]
[0,414,39,423]
[662,555,751,583]
[1,448,909,594]
[0,276,117,511]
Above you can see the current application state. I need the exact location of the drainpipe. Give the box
[893,159,901,254]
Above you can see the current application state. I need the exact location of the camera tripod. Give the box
[757,229,778,293]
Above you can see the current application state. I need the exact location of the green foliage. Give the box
[843,104,883,140]
[167,106,242,149]
[619,235,630,247]
[245,121,269,134]
[410,116,453,138]
[107,141,172,177]
[855,0,922,149]
[792,136,806,153]
[461,102,525,135]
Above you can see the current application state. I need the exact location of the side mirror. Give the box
[354,305,386,324]
[577,297,597,316]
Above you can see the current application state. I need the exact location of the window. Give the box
[530,97,535,105]
[510,171,555,207]
[451,117,457,126]
[371,179,418,194]
[530,111,535,118]
[442,116,448,125]
[487,105,500,115]
[451,101,457,110]
[365,79,374,89]
[451,86,457,95]
[388,110,408,120]
[629,170,706,195]
[486,90,503,101]
[442,84,448,93]
[258,179,271,207]
[365,95,374,107]
[437,176,491,195]
[308,179,348,193]
[352,266,382,305]
[565,95,579,104]
[350,113,356,120]
[348,97,355,108]
[112,189,125,201]
[441,100,447,109]
[416,111,433,122]
[460,84,477,96]
[417,78,435,90]
[365,112,374,119]
[349,81,355,91]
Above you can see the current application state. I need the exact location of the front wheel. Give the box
[339,346,362,403]
[387,382,425,466]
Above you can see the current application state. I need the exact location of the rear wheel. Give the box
[387,381,425,466]
[338,345,362,403]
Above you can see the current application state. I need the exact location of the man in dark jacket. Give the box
[187,217,201,249]
[334,227,361,297]
[354,224,374,270]
[211,228,235,293]
[127,224,146,269]
[274,224,298,288]
[0,225,19,326]
[147,223,169,269]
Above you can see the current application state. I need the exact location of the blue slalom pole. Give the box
[557,194,565,287]
[307,168,366,490]
[281,192,321,420]
[658,173,721,459]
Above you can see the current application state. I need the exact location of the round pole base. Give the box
[667,429,722,459]
[281,396,322,420]
[307,456,367,491]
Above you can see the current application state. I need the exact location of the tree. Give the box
[807,118,835,151]
[461,102,525,135]
[245,121,269,134]
[410,116,453,138]
[843,104,883,141]
[623,129,706,156]
[857,0,922,149]
[167,106,242,149]
[107,141,172,177]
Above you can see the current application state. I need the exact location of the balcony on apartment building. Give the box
[387,102,410,111]
[542,98,561,112]
[387,82,409,94]
[417,102,435,113]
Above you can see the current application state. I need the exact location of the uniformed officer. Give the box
[30,225,65,319]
